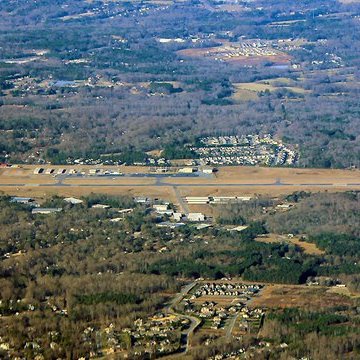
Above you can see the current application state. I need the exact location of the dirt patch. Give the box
[187,204,215,217]
[251,285,353,309]
[191,296,242,307]
[146,149,164,157]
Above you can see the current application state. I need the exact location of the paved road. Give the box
[172,186,189,213]
[226,313,239,339]
[166,282,200,354]
[169,282,197,308]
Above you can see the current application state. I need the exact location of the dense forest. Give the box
[0,0,359,167]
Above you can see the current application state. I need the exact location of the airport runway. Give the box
[1,180,360,187]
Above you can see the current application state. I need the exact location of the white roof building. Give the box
[64,197,83,205]
[32,208,62,214]
[173,212,184,221]
[91,204,110,209]
[187,213,205,222]
[153,204,169,212]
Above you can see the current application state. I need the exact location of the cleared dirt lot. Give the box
[251,284,354,309]
[191,295,244,307]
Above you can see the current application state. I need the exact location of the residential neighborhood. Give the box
[190,134,298,166]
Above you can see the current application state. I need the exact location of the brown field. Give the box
[215,166,360,185]
[255,234,325,255]
[251,284,354,309]
[234,82,277,92]
[146,149,164,157]
[232,80,309,102]
[191,295,243,307]
[0,178,56,185]
[231,88,258,102]
[326,286,360,298]
[187,204,215,216]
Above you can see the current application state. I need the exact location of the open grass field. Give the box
[255,234,325,255]
[0,177,57,185]
[232,79,310,102]
[326,286,360,299]
[233,82,277,92]
[251,285,354,309]
[214,166,360,185]
[187,204,215,216]
[231,87,259,101]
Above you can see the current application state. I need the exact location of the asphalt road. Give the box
[166,282,200,354]
[173,186,189,213]
[226,313,239,339]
